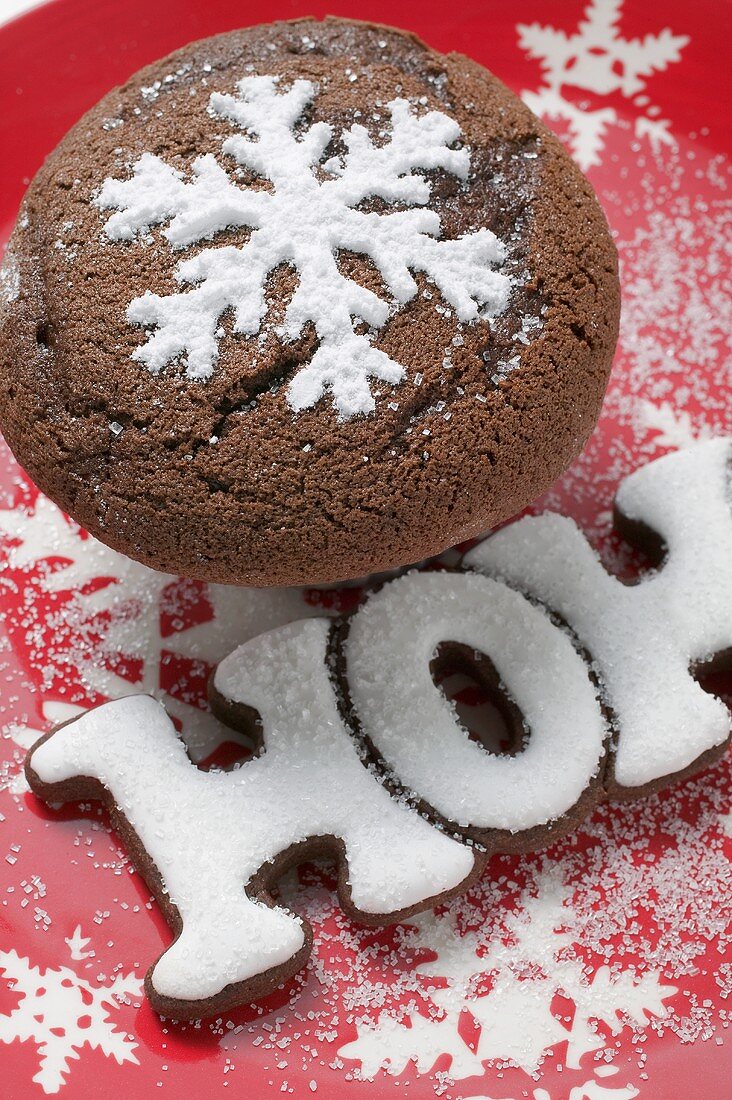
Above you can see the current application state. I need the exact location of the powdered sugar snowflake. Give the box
[339,868,676,1081]
[95,75,511,418]
[0,943,141,1093]
[517,0,688,168]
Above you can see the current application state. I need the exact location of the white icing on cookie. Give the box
[28,619,474,1006]
[344,571,607,833]
[466,439,732,788]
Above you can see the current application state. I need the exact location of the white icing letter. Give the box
[27,619,474,1015]
[466,439,732,789]
[344,571,607,834]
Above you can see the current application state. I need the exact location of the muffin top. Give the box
[0,17,619,585]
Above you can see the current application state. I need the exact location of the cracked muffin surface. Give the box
[0,16,619,586]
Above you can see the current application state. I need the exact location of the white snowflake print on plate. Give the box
[340,869,676,1082]
[95,75,512,418]
[0,941,141,1094]
[517,0,688,169]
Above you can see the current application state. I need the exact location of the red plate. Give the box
[1,1,731,1097]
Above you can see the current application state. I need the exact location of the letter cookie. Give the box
[343,570,608,841]
[466,439,732,790]
[26,620,475,1020]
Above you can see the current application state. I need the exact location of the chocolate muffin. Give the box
[0,17,619,586]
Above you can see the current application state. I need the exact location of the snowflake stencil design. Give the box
[96,75,511,418]
[517,0,689,169]
[0,944,141,1093]
[340,869,676,1081]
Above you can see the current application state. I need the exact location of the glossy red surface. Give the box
[1,2,730,1097]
